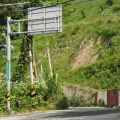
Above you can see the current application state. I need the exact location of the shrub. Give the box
[70,97,81,107]
[98,99,105,107]
[81,10,86,18]
[106,0,113,6]
[56,96,69,109]
[112,6,120,12]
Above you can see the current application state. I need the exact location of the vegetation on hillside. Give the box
[0,0,64,114]
[0,0,120,113]
[33,0,120,89]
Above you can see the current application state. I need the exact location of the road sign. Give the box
[6,5,62,110]
[28,5,62,35]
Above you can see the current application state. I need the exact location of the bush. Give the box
[106,0,113,6]
[112,6,120,12]
[98,99,105,107]
[56,96,69,109]
[81,10,86,18]
[70,97,81,107]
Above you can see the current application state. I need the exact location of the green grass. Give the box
[0,0,120,89]
[31,0,120,89]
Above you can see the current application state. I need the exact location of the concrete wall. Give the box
[62,85,96,104]
[97,91,107,105]
[62,85,120,107]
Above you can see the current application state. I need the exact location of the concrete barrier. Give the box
[97,91,107,105]
[62,85,120,107]
[62,85,96,104]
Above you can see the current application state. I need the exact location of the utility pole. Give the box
[29,44,34,86]
[47,48,53,77]
[29,36,34,86]
[29,36,36,100]
[6,17,11,110]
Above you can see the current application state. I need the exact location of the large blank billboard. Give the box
[28,5,62,35]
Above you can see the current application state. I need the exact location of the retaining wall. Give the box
[97,91,107,105]
[62,85,120,107]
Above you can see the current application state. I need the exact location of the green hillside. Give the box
[32,0,120,89]
[0,0,120,89]
[0,0,120,114]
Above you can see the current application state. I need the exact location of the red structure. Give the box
[107,90,118,107]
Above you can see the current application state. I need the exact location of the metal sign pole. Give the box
[6,17,11,109]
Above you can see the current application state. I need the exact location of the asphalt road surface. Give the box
[0,107,120,120]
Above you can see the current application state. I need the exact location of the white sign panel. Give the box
[28,5,62,35]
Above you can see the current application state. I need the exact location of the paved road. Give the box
[0,108,120,120]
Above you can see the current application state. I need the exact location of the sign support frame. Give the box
[5,5,62,109]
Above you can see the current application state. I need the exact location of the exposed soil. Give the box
[72,37,100,69]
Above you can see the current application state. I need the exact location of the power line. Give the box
[0,0,94,15]
[27,0,95,13]
[65,0,95,4]
[0,2,30,7]
[0,0,74,14]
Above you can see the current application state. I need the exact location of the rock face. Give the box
[72,37,100,69]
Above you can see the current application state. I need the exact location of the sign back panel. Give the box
[28,5,62,35]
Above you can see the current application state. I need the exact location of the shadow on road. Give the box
[22,109,120,120]
[40,109,120,119]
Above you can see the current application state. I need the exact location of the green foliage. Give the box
[106,0,113,6]
[11,81,46,111]
[0,0,120,114]
[112,5,120,12]
[0,82,7,114]
[56,96,69,109]
[12,35,31,82]
[96,28,117,41]
[98,99,105,107]
[70,97,81,107]
[44,69,62,101]
[32,0,120,90]
[0,71,62,113]
[68,54,120,89]
[81,10,86,18]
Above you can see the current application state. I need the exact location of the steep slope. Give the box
[72,37,100,69]
[32,0,120,89]
[0,0,120,89]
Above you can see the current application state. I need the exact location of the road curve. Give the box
[0,108,120,120]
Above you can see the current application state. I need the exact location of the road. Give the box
[0,107,120,120]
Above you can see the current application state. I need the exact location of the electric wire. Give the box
[0,2,30,7]
[0,0,95,15]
